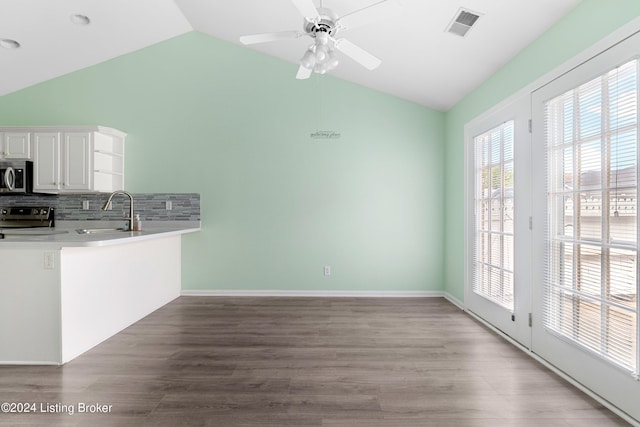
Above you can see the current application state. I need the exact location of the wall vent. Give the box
[446,8,481,37]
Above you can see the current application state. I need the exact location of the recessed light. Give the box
[70,14,91,25]
[0,39,20,49]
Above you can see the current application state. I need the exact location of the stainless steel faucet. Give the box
[102,191,134,231]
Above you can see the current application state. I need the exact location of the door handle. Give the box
[4,167,15,191]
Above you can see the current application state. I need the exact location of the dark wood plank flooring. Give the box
[0,297,630,426]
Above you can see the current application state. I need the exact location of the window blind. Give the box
[543,59,639,374]
[473,121,515,310]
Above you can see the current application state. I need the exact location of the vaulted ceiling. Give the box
[0,0,582,110]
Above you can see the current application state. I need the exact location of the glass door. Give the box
[465,97,532,348]
[531,32,640,422]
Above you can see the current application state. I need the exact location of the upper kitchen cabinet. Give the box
[0,131,31,159]
[32,132,60,192]
[0,126,126,194]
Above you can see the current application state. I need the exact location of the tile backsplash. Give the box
[0,193,200,222]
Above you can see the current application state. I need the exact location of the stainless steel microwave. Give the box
[0,160,33,194]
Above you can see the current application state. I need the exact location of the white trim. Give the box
[181,289,447,298]
[0,360,60,366]
[465,310,640,427]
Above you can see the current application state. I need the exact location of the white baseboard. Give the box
[442,292,465,309]
[181,289,448,298]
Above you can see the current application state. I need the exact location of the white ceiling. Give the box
[0,0,582,111]
[0,0,192,97]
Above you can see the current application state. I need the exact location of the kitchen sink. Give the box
[76,228,128,234]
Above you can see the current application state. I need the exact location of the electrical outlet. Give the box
[82,200,90,210]
[323,265,331,276]
[44,252,55,270]
[165,201,172,210]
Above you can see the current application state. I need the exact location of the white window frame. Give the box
[541,59,639,374]
[531,29,640,425]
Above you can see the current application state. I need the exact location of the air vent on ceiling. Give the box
[446,8,481,37]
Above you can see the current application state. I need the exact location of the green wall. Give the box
[7,0,632,298]
[0,32,445,292]
[443,0,640,301]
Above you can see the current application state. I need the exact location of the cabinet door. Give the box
[2,132,31,159]
[62,132,92,191]
[33,132,61,191]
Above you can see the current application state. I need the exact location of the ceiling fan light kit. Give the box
[300,32,339,76]
[239,0,400,80]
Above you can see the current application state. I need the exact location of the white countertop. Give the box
[0,221,200,248]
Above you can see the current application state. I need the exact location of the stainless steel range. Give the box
[0,207,55,238]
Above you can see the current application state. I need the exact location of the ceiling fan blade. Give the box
[333,38,381,70]
[239,31,302,45]
[336,0,401,31]
[296,65,312,80]
[291,0,319,19]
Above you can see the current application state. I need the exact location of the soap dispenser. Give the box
[133,214,142,231]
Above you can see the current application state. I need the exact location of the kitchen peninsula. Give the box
[0,223,199,365]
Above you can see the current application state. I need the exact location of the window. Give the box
[543,59,638,373]
[473,121,515,310]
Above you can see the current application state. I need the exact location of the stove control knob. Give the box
[1,209,7,215]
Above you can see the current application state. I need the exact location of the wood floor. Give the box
[0,297,630,426]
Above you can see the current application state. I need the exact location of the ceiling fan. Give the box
[239,0,401,79]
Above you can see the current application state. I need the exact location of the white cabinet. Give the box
[62,132,92,191]
[5,126,127,194]
[0,131,31,159]
[33,132,60,191]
